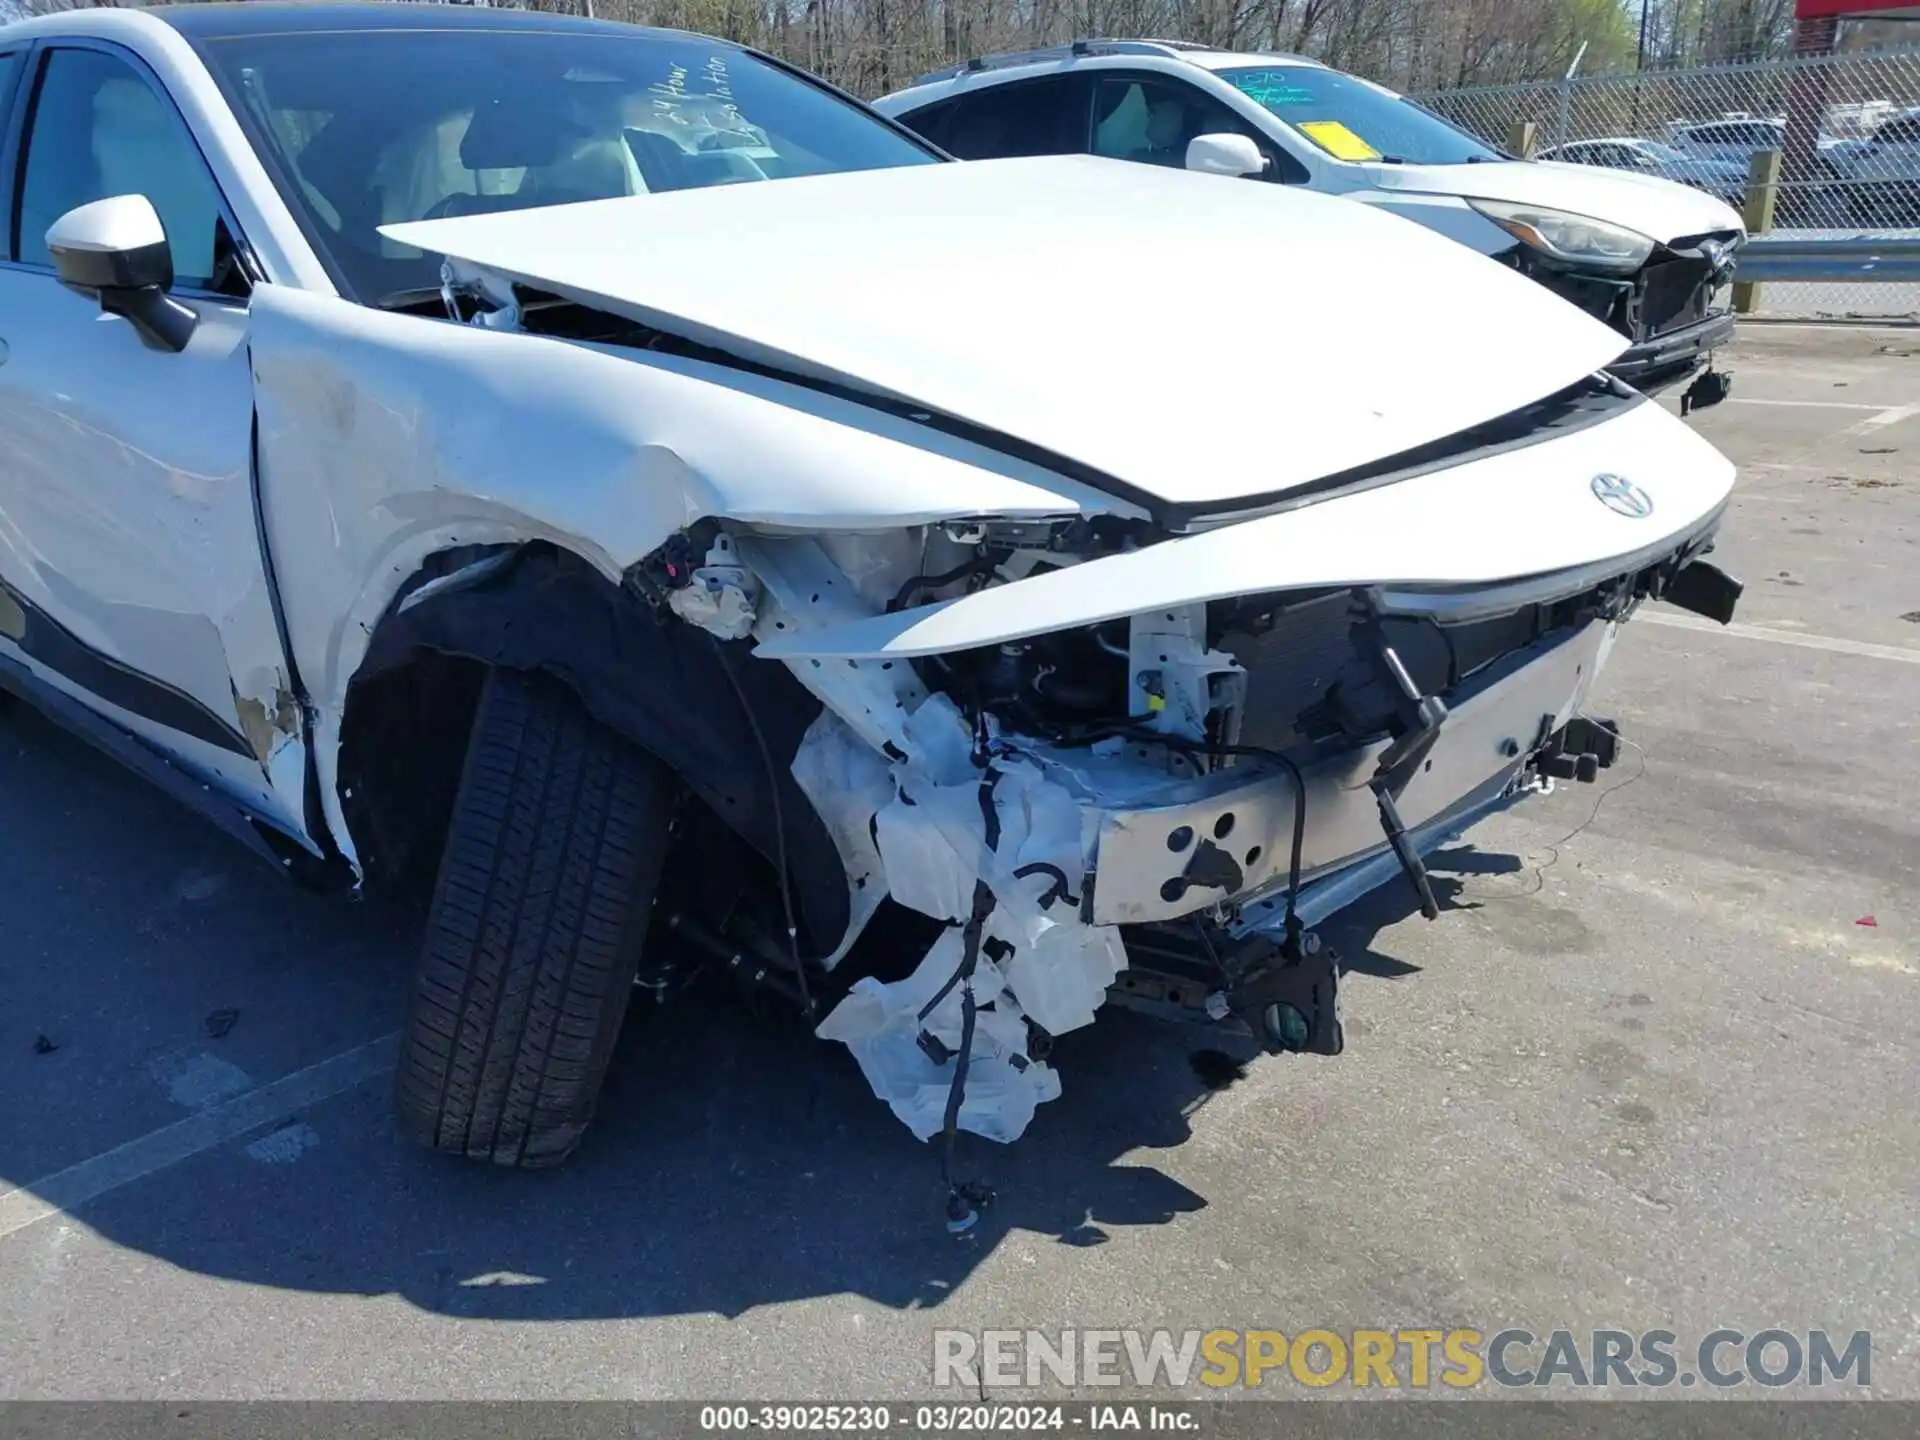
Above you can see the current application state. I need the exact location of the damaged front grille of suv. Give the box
[1513,230,1741,350]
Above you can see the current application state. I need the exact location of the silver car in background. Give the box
[1538,137,1750,209]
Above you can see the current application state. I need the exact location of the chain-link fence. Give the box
[1415,51,1920,320]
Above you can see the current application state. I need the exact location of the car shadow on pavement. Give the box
[1319,843,1527,982]
[22,965,1229,1321]
[0,697,1524,1323]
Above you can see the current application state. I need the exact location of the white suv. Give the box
[877,40,1745,391]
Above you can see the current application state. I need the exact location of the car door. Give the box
[0,38,315,845]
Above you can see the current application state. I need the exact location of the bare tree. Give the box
[0,0,1807,96]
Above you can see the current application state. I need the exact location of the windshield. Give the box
[202,29,939,302]
[1216,66,1501,166]
[1638,140,1691,163]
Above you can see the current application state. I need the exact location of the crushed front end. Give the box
[635,380,1742,1161]
[786,545,1728,1147]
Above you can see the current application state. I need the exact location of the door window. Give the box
[896,98,958,151]
[15,48,232,291]
[1092,76,1274,172]
[941,77,1089,160]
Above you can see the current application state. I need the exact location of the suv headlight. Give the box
[1469,198,1655,274]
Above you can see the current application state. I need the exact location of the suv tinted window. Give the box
[896,97,957,150]
[16,48,230,289]
[940,77,1088,160]
[1878,117,1920,144]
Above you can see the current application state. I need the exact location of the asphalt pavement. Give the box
[1,324,1916,1401]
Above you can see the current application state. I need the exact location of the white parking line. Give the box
[0,1032,398,1241]
[1737,321,1920,334]
[1721,397,1885,410]
[1641,610,1920,665]
[1848,401,1920,432]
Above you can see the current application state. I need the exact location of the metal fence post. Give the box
[1734,150,1782,316]
[1553,42,1586,149]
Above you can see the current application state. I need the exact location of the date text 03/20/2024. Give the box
[698,1405,1190,1432]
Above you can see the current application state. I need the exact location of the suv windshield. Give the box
[1217,66,1500,166]
[201,28,938,302]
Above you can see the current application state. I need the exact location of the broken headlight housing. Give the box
[1470,198,1655,275]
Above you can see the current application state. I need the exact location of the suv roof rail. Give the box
[908,36,1241,88]
[907,38,1322,88]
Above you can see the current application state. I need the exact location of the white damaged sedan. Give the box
[0,5,1742,1194]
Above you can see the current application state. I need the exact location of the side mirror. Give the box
[1185,132,1267,179]
[46,195,197,353]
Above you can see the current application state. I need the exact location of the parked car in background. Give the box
[0,5,1744,1181]
[1537,136,1749,207]
[1663,113,1893,226]
[1665,117,1786,171]
[876,40,1744,393]
[1823,108,1920,223]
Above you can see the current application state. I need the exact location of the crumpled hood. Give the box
[384,155,1631,519]
[1370,159,1745,243]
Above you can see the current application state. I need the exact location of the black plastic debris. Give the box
[1189,1048,1249,1091]
[205,1008,240,1039]
[1680,367,1732,416]
[33,1033,58,1055]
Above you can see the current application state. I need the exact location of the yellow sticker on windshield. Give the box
[1298,120,1381,162]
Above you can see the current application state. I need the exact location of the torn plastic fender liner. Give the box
[754,397,1737,661]
[816,926,1063,1143]
[351,545,852,951]
[815,694,1128,1144]
[788,710,893,968]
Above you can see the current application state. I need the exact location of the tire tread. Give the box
[393,668,672,1167]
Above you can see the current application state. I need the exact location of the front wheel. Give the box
[393,666,676,1167]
